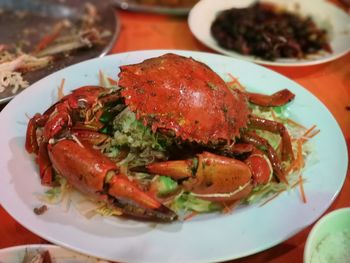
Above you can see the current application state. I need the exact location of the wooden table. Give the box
[1,8,349,263]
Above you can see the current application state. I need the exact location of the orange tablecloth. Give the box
[1,9,349,263]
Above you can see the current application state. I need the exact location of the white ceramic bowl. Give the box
[304,207,350,263]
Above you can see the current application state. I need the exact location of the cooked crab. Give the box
[26,53,295,222]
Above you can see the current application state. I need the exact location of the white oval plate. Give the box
[0,244,109,263]
[188,0,350,66]
[112,0,195,15]
[0,50,348,263]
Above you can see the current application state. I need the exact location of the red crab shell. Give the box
[118,53,250,144]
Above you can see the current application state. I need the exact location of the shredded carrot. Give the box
[184,211,198,221]
[33,21,66,55]
[222,201,239,214]
[302,124,317,138]
[286,138,304,174]
[226,73,246,91]
[298,174,307,203]
[307,128,320,139]
[285,159,297,176]
[227,73,238,84]
[292,180,301,189]
[57,78,65,99]
[297,139,304,169]
[259,190,284,206]
[286,124,319,174]
[107,77,119,86]
[270,109,278,121]
[98,70,117,88]
[286,118,307,129]
[260,177,307,207]
[276,140,283,159]
[285,162,296,175]
[298,125,320,144]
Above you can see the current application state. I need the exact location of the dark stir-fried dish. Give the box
[211,2,332,60]
[133,0,198,7]
[26,54,318,222]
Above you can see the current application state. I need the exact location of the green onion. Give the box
[154,176,178,196]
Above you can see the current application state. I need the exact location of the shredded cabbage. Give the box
[171,192,223,213]
[102,107,171,167]
[152,176,178,197]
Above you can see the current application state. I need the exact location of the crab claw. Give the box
[241,131,287,184]
[146,152,253,202]
[244,148,273,185]
[48,139,177,222]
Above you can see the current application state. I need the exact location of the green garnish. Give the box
[153,176,178,196]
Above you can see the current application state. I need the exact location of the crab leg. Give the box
[37,142,54,186]
[246,89,295,107]
[71,129,110,145]
[48,139,177,221]
[248,115,294,161]
[25,113,49,154]
[219,143,254,157]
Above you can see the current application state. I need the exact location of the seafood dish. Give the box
[25,53,317,222]
[132,0,198,8]
[211,2,332,61]
[0,1,116,104]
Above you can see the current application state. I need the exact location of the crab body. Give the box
[119,53,250,144]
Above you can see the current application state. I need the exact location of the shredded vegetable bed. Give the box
[38,71,319,221]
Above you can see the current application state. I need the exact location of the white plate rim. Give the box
[188,0,350,67]
[0,49,348,263]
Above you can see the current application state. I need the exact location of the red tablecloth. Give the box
[1,9,349,263]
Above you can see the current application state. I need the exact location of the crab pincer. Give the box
[48,139,177,221]
[26,85,177,221]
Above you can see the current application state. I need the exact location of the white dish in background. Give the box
[188,0,350,66]
[304,208,350,263]
[0,244,109,263]
[0,50,348,263]
[112,0,196,15]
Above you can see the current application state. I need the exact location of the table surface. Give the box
[1,7,349,263]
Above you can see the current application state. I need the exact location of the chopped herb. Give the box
[207,82,218,90]
[153,176,178,196]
